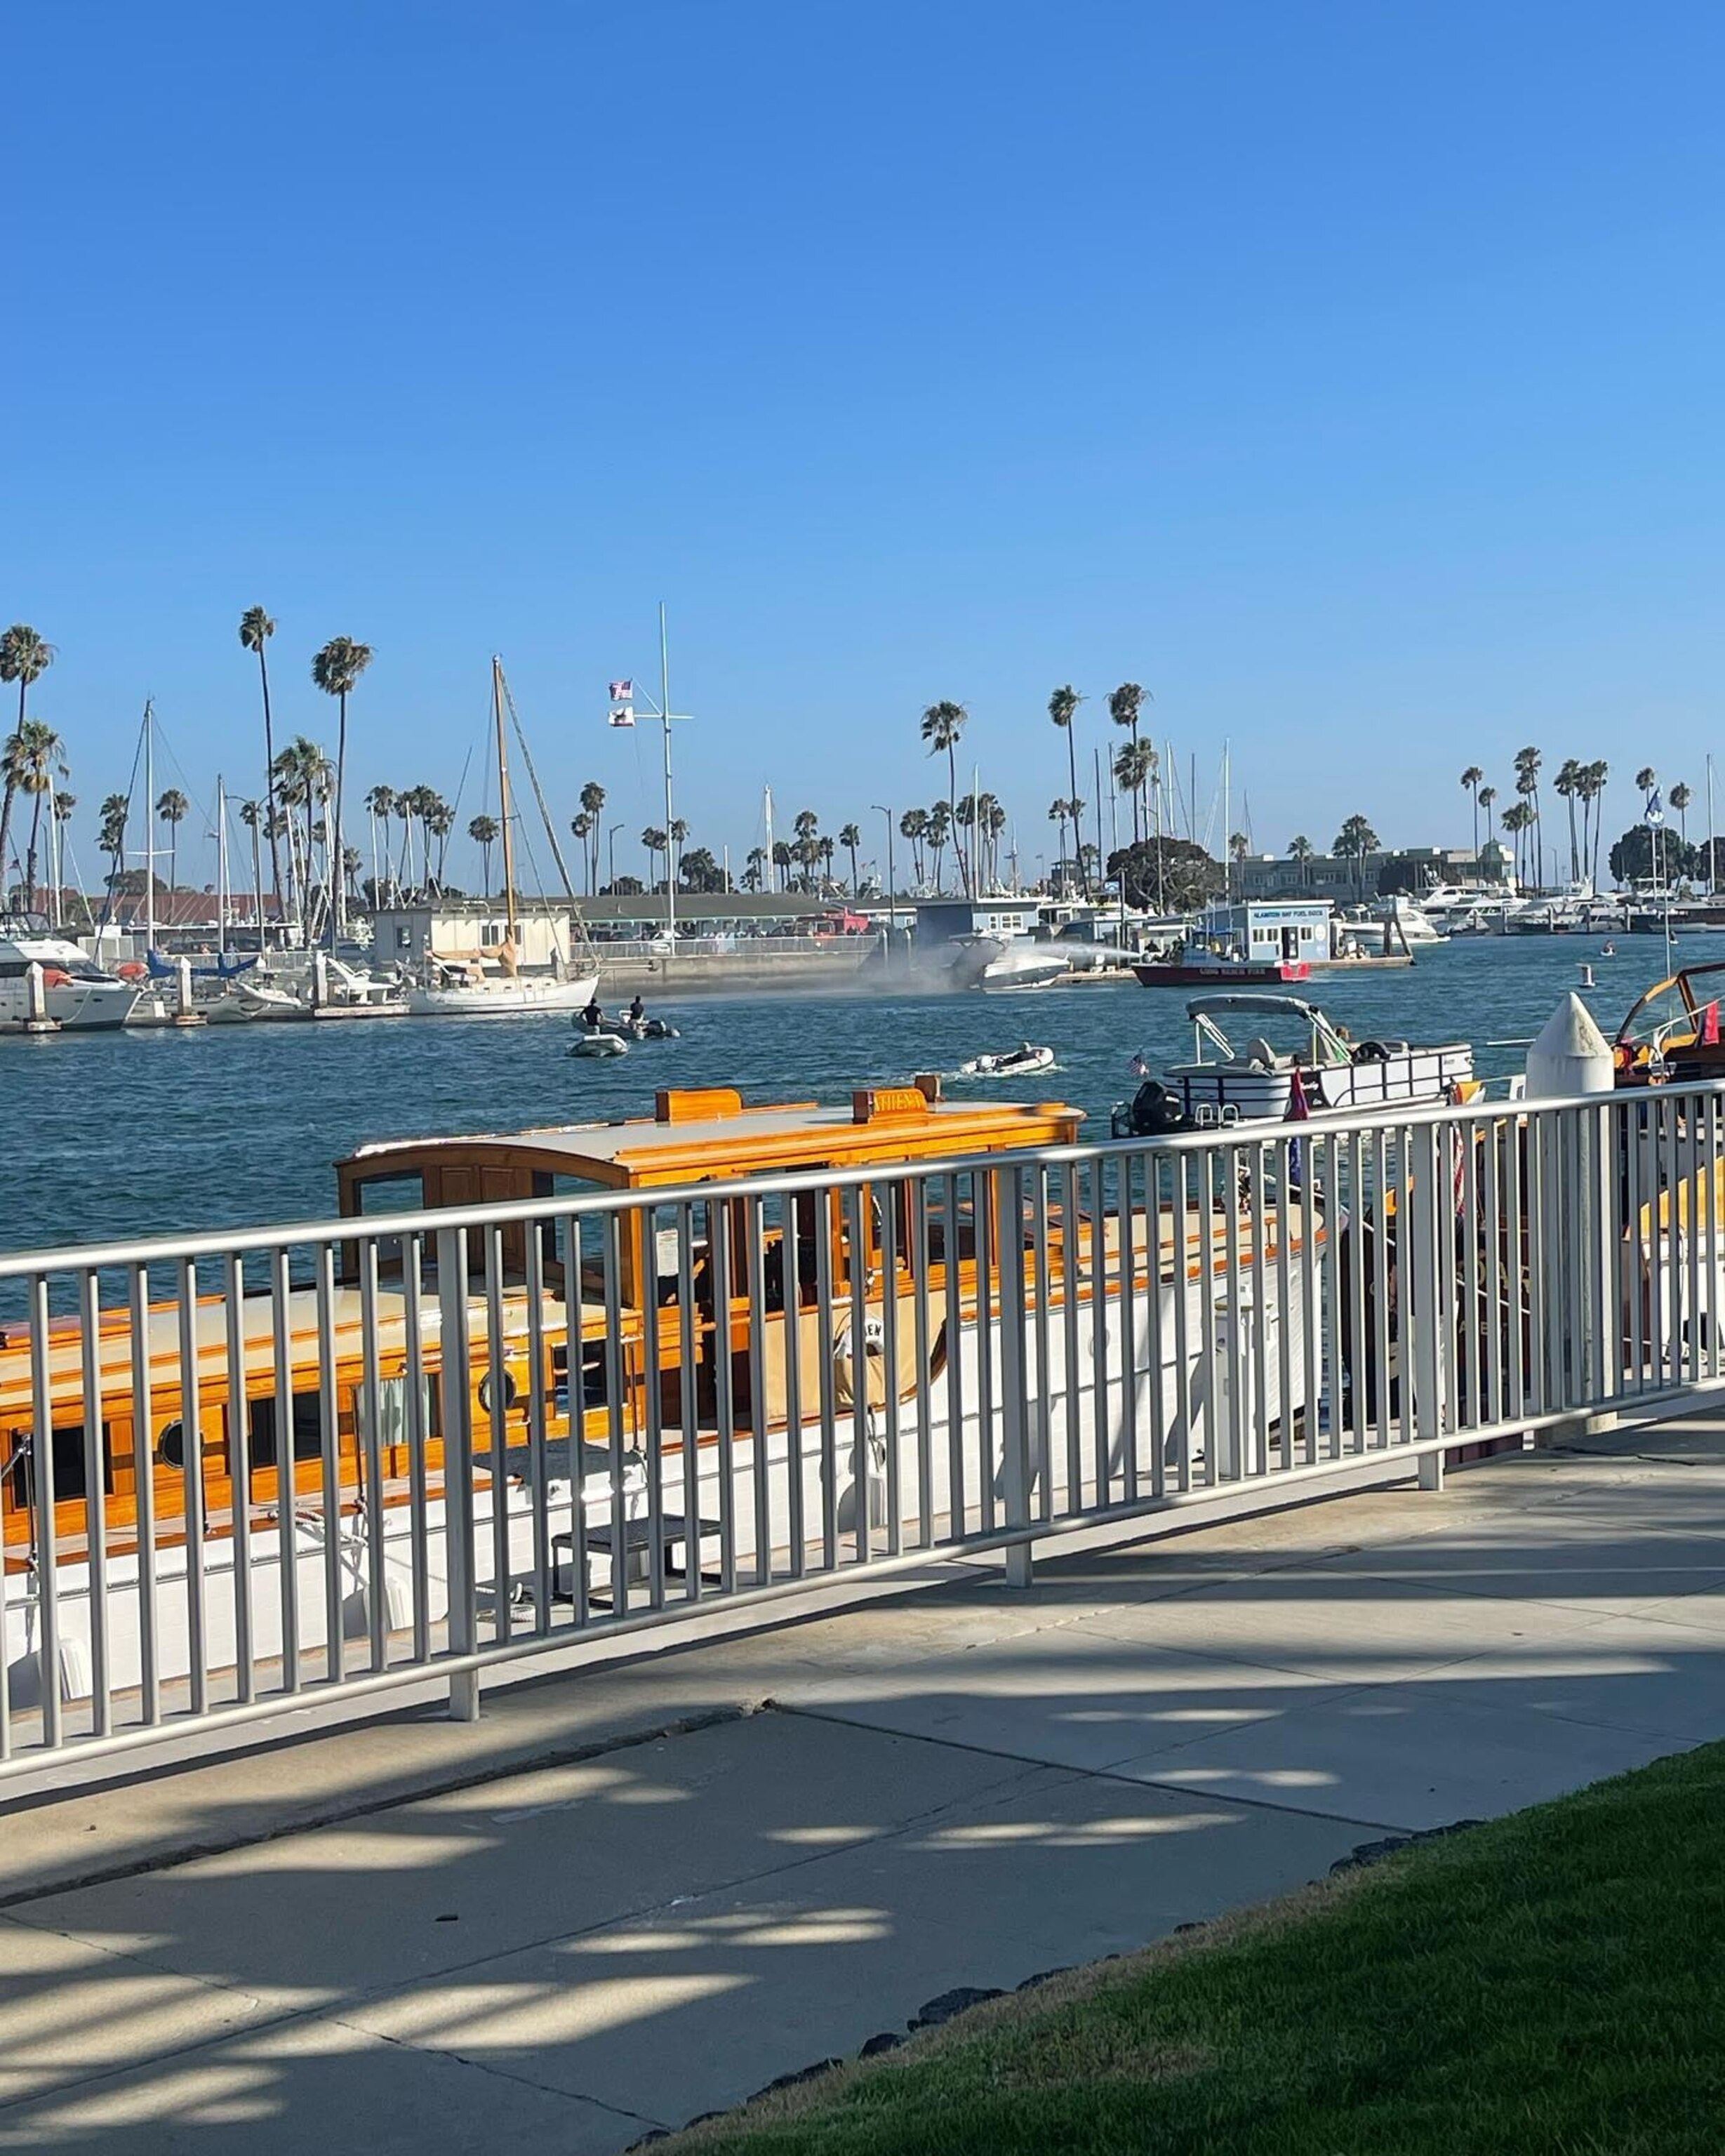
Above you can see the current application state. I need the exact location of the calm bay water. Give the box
[0,936,1684,1257]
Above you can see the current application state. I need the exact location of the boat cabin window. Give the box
[244,1392,328,1470]
[349,1169,427,1218]
[1620,978,1710,1058]
[3,1425,113,1506]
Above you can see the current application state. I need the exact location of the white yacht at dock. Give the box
[0,919,140,1032]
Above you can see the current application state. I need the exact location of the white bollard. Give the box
[1525,992,1613,1098]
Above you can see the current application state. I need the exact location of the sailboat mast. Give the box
[660,603,675,944]
[493,657,519,947]
[216,776,228,958]
[145,699,156,954]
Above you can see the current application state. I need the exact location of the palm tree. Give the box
[839,821,862,895]
[309,636,373,937]
[1514,747,1543,889]
[6,721,67,912]
[468,813,500,896]
[742,845,766,893]
[98,792,130,905]
[927,799,953,893]
[1635,766,1658,803]
[1048,797,1071,886]
[1047,687,1085,893]
[1113,740,1154,844]
[818,835,835,889]
[1107,684,1149,841]
[424,797,455,890]
[578,780,606,893]
[155,787,189,894]
[641,826,668,884]
[238,799,266,933]
[273,738,331,930]
[0,627,54,902]
[899,808,928,887]
[1587,760,1610,887]
[1553,759,1581,883]
[1670,781,1693,848]
[919,703,970,896]
[1460,766,1484,864]
[1501,800,1535,887]
[1287,834,1315,890]
[770,839,792,891]
[239,608,286,917]
[1477,784,1498,856]
[1332,814,1380,899]
[363,784,395,903]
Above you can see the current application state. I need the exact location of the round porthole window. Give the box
[156,1420,186,1469]
[477,1369,519,1417]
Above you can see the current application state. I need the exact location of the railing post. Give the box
[1408,1120,1448,1479]
[997,1164,1034,1588]
[437,1227,481,1722]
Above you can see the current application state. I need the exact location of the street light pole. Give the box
[872,803,895,973]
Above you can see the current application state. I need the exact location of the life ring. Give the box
[116,961,147,980]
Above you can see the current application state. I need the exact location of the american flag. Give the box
[608,679,634,701]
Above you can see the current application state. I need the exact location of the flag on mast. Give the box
[608,678,635,728]
[1645,790,1665,827]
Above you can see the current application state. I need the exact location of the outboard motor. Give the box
[1111,1079,1194,1140]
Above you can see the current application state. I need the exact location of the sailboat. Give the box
[405,658,601,1018]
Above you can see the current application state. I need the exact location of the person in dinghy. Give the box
[959,1042,1056,1078]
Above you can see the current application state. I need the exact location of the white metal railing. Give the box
[1,1082,1721,1778]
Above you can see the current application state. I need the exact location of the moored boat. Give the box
[1158,993,1474,1121]
[0,1082,1321,1705]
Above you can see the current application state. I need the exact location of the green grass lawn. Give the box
[672,1742,1725,2155]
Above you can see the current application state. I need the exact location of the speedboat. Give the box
[958,1043,1055,1078]
[613,1014,680,1040]
[0,921,141,1032]
[1157,992,1473,1120]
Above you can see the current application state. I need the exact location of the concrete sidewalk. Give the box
[2,1419,1724,2150]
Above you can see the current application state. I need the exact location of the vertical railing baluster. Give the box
[29,1275,61,1750]
[175,1258,208,1715]
[223,1255,253,1706]
[79,1266,111,1738]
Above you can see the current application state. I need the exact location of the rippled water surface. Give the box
[0,935,1694,1255]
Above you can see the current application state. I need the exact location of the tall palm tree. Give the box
[1287,834,1314,891]
[273,738,331,932]
[1513,745,1543,889]
[578,780,606,894]
[1047,687,1085,893]
[0,627,54,903]
[569,811,594,893]
[1477,784,1498,861]
[838,822,862,895]
[7,721,67,912]
[424,797,455,890]
[1460,766,1484,864]
[469,813,500,897]
[364,784,395,903]
[1107,684,1149,842]
[98,792,129,907]
[1553,759,1581,883]
[899,808,928,887]
[1587,761,1610,886]
[743,846,766,893]
[641,826,668,884]
[309,636,373,938]
[926,800,953,893]
[1670,781,1693,847]
[1113,740,1154,844]
[155,787,189,895]
[919,703,970,896]
[238,799,265,933]
[239,608,286,917]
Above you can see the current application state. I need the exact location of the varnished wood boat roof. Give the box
[340,1086,1087,1192]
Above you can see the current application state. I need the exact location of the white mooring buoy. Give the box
[1579,962,1595,989]
[1525,992,1613,1098]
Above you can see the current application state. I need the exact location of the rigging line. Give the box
[499,665,579,903]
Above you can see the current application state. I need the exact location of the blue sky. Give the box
[8,0,1724,891]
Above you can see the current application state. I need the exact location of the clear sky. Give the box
[7,0,1724,892]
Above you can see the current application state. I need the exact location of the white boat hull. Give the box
[407,973,601,1018]
[0,980,140,1032]
[1171,1044,1474,1122]
[3,1259,1313,1707]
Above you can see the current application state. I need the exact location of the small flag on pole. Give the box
[1645,790,1665,827]
[608,680,634,701]
[608,705,634,728]
[608,679,635,728]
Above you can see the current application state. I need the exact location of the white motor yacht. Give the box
[0,921,141,1032]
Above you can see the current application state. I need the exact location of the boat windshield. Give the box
[1617,970,1725,1055]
